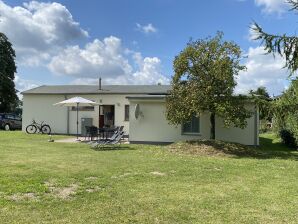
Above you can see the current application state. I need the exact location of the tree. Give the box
[249,87,270,100]
[252,0,298,74]
[166,32,252,140]
[0,32,18,112]
[273,78,298,144]
[249,87,271,120]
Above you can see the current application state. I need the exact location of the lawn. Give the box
[0,132,297,223]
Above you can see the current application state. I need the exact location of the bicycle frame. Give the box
[31,120,45,132]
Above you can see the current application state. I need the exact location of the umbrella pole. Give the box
[76,102,79,140]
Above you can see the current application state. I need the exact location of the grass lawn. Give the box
[0,131,297,223]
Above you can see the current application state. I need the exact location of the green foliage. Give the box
[279,129,297,148]
[252,0,298,74]
[166,32,252,139]
[249,87,270,99]
[0,32,18,112]
[273,78,298,144]
[249,87,272,120]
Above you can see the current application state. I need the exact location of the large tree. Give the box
[166,32,252,140]
[252,0,298,74]
[0,32,18,112]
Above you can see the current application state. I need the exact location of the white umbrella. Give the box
[54,97,99,140]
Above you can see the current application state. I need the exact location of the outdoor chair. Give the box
[90,130,119,147]
[85,126,98,141]
[84,126,91,141]
[91,131,124,149]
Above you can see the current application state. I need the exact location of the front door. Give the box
[99,105,115,128]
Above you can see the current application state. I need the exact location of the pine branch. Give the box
[287,0,298,11]
[252,22,298,74]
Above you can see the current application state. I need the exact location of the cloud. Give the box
[136,23,158,34]
[254,0,288,15]
[0,1,88,66]
[49,36,169,85]
[0,1,168,86]
[235,46,290,95]
[48,36,132,78]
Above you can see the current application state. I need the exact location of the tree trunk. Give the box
[210,112,215,140]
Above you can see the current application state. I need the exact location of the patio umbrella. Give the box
[54,97,99,140]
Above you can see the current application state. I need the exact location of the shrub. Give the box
[279,129,297,148]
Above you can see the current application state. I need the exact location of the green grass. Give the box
[0,131,297,223]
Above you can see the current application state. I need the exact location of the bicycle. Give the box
[26,119,51,134]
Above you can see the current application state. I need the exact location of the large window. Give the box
[182,115,200,134]
[124,105,129,121]
[71,106,94,111]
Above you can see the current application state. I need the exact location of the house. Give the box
[22,84,259,145]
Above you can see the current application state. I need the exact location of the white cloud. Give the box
[48,36,133,78]
[254,0,288,15]
[49,36,169,85]
[235,46,290,95]
[136,23,158,34]
[0,1,168,86]
[0,1,88,66]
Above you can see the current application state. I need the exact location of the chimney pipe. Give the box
[98,77,102,90]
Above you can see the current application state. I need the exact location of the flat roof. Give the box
[22,85,171,95]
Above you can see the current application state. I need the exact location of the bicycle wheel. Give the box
[41,125,51,134]
[26,125,37,134]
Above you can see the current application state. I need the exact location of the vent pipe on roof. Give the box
[98,77,102,90]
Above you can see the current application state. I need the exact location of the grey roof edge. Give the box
[21,85,171,95]
[22,92,169,95]
[126,95,167,100]
[21,85,46,94]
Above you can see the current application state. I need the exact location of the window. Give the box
[71,106,94,111]
[6,115,15,120]
[124,105,129,121]
[182,115,200,134]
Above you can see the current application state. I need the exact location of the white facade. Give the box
[128,99,259,146]
[22,91,259,146]
[22,94,130,135]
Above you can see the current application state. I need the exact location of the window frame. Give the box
[181,115,201,135]
[71,106,95,111]
[124,104,130,121]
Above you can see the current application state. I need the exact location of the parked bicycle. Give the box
[26,119,51,134]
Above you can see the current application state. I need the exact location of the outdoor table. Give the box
[98,127,116,140]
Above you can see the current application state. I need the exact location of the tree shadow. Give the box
[171,138,298,160]
[91,145,137,152]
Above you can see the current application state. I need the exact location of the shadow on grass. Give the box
[169,138,298,160]
[91,145,136,152]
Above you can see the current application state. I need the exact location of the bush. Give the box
[279,129,297,148]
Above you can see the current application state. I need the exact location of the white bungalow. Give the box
[22,84,259,145]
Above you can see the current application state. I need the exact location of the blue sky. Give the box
[1,0,296,95]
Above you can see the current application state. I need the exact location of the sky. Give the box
[0,0,297,96]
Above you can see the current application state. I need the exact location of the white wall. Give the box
[215,103,259,145]
[128,100,258,145]
[22,95,68,134]
[22,94,131,135]
[22,94,259,145]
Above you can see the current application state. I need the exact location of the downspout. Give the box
[254,105,259,146]
[64,95,69,134]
